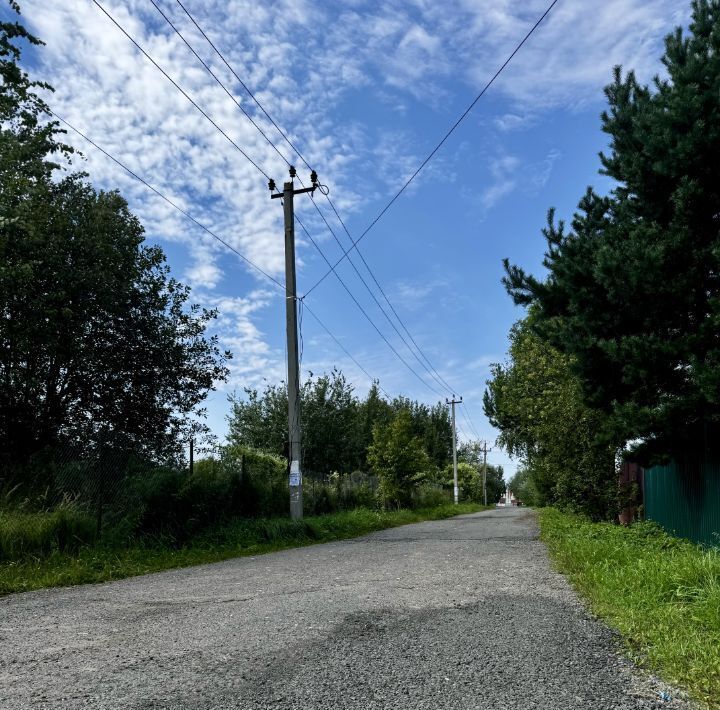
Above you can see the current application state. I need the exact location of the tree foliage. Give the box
[368,409,432,508]
[484,317,615,519]
[227,371,452,477]
[508,468,539,507]
[0,3,229,473]
[442,459,505,504]
[502,0,720,463]
[454,440,505,503]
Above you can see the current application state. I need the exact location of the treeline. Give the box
[228,370,505,508]
[485,0,720,519]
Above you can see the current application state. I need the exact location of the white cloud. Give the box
[494,113,536,132]
[480,154,519,210]
[185,259,222,290]
[529,148,561,191]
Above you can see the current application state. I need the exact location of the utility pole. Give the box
[447,396,462,505]
[271,167,318,520]
[481,441,491,506]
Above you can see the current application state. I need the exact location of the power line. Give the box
[294,214,445,398]
[53,111,398,402]
[174,0,309,170]
[92,0,461,401]
[305,193,451,395]
[50,111,284,291]
[322,196,457,394]
[147,0,292,170]
[91,0,272,182]
[302,303,392,400]
[304,0,560,297]
[460,401,482,441]
[143,1,448,398]
[151,0,453,397]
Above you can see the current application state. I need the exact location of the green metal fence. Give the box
[643,458,720,546]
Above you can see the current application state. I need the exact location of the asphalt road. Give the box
[1,507,689,709]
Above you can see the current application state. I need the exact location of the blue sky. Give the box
[7,0,690,475]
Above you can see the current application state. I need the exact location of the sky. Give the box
[6,0,691,476]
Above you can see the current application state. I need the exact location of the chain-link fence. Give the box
[0,444,402,563]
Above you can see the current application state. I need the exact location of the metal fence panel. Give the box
[644,459,720,546]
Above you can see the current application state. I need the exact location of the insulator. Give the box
[289,165,297,178]
[268,178,276,192]
[310,170,318,185]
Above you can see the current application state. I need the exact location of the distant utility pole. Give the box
[447,396,462,505]
[481,441,491,506]
[271,167,319,520]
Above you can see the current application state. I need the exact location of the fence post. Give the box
[95,465,105,539]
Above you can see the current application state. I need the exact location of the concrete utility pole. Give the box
[271,168,318,520]
[447,396,462,505]
[481,441,491,506]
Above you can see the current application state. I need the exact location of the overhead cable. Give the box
[304,0,560,296]
[91,0,272,181]
[53,112,396,398]
[93,0,452,400]
[152,0,453,396]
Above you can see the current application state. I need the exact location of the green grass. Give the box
[539,508,720,708]
[0,508,97,561]
[0,503,487,597]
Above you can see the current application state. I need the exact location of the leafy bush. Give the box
[109,447,288,542]
[411,484,451,509]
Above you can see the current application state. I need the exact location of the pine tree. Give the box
[503,0,720,462]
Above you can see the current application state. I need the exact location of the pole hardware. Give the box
[270,168,319,200]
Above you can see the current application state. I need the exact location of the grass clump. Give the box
[0,503,486,597]
[0,506,96,561]
[539,508,720,708]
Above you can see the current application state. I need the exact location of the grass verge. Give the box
[539,508,720,708]
[0,503,487,597]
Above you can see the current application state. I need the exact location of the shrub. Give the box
[412,484,451,509]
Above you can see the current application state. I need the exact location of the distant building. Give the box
[497,488,518,507]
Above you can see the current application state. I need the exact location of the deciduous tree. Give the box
[1,3,229,473]
[368,409,431,508]
[484,317,615,518]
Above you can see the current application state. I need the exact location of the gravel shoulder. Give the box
[0,507,692,709]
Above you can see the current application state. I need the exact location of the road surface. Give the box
[0,507,688,709]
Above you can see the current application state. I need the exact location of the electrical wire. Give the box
[294,213,445,398]
[53,111,397,403]
[304,0,561,297]
[322,197,457,394]
[50,111,284,291]
[147,0,292,170]
[99,0,445,399]
[91,0,272,182]
[302,303,392,400]
[174,0,309,171]
[307,192,451,394]
[460,401,482,441]
[148,0,453,397]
